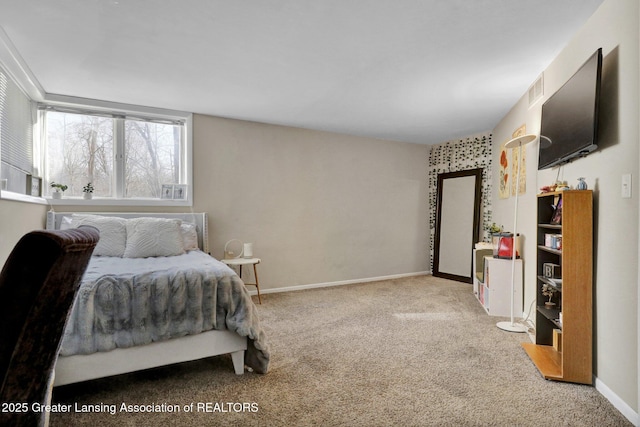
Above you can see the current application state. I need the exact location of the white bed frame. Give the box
[46,211,247,386]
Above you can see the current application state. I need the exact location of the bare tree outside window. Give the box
[46,112,113,197]
[45,111,183,199]
[124,120,181,198]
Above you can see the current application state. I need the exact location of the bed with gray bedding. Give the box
[47,212,270,385]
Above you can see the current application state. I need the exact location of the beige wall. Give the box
[192,115,431,289]
[5,4,634,412]
[492,0,639,414]
[0,115,430,289]
[0,199,48,263]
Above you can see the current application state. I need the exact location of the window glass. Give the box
[45,112,114,197]
[124,120,182,198]
[43,110,186,200]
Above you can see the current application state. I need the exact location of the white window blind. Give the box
[0,66,34,174]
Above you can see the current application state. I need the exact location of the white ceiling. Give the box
[0,0,604,144]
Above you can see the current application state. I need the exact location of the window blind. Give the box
[0,66,34,174]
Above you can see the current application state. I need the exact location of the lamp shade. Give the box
[504,134,537,149]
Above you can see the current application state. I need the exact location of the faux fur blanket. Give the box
[60,251,270,373]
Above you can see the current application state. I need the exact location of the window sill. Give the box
[0,191,193,207]
[46,197,193,207]
[0,190,48,205]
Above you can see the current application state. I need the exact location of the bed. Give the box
[46,211,270,386]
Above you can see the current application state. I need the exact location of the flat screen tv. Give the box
[538,48,602,170]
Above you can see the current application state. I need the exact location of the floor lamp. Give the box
[497,134,537,333]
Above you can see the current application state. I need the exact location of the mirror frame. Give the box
[433,168,483,283]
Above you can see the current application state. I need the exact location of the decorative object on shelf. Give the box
[488,223,503,234]
[173,184,187,200]
[497,133,537,333]
[544,233,563,250]
[488,223,503,254]
[494,232,521,259]
[576,177,588,190]
[550,198,563,225]
[474,241,492,250]
[50,182,68,199]
[224,239,244,259]
[243,242,254,258]
[542,283,557,308]
[553,329,562,352]
[161,184,174,199]
[82,182,94,199]
[543,263,561,278]
[160,183,188,200]
[26,175,42,196]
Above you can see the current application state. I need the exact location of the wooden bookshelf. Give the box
[522,190,593,385]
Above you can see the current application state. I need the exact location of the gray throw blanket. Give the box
[60,251,270,374]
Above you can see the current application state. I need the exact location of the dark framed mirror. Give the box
[433,168,483,283]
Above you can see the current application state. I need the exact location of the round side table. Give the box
[222,257,262,304]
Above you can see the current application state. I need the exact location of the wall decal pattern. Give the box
[427,134,493,271]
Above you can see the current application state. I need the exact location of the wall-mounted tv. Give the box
[538,48,602,170]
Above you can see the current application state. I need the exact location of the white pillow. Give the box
[180,222,199,251]
[71,214,127,257]
[124,217,185,258]
[59,216,73,230]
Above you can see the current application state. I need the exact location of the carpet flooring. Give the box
[50,275,632,426]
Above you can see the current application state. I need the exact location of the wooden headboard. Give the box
[45,211,209,253]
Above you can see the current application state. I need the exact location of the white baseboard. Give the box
[248,271,430,295]
[520,320,636,425]
[594,376,639,426]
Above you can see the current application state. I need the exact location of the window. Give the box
[45,112,114,197]
[123,119,183,199]
[43,107,188,201]
[0,65,36,195]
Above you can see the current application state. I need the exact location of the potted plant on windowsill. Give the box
[83,182,94,199]
[50,182,68,199]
